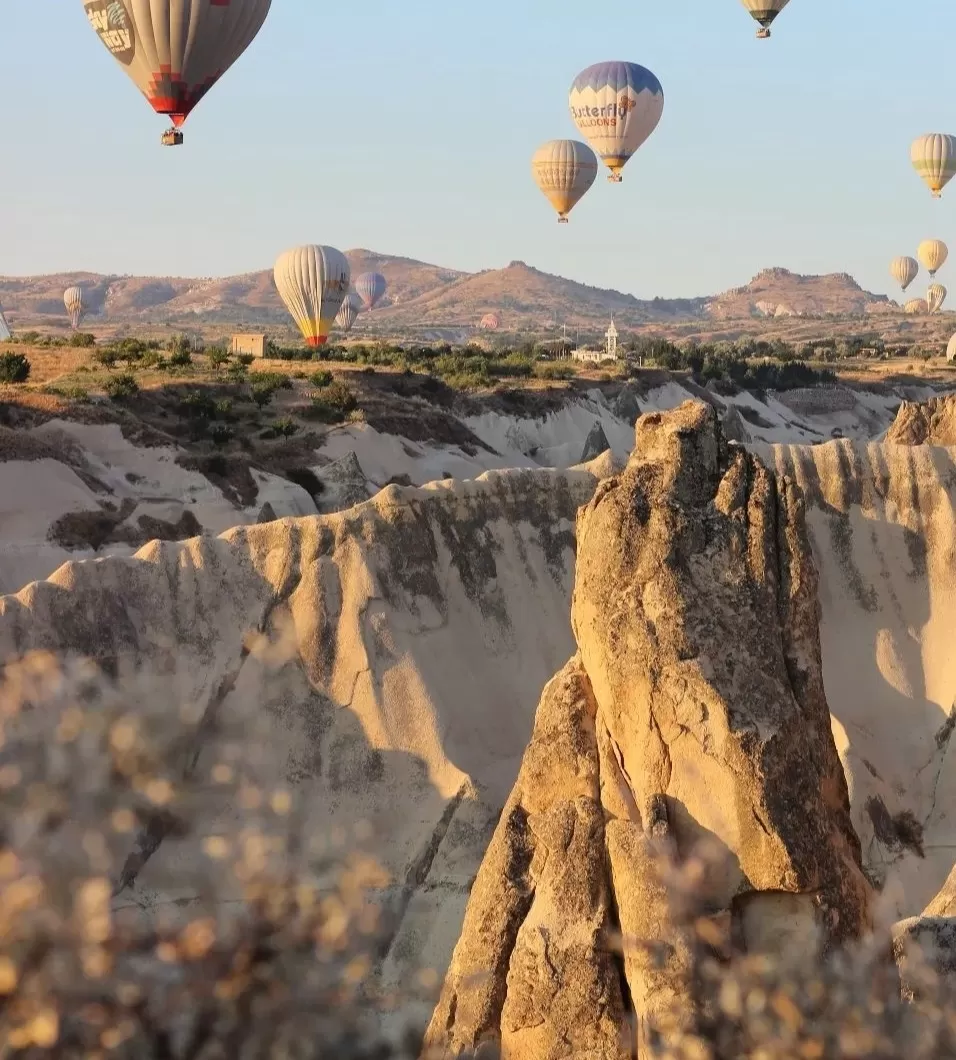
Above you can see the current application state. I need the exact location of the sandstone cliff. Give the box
[886,394,956,446]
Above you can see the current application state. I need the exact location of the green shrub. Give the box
[309,369,334,388]
[264,416,299,438]
[534,362,576,381]
[69,332,96,349]
[306,380,357,424]
[104,373,139,400]
[209,422,234,446]
[138,350,165,369]
[168,347,192,368]
[0,352,31,384]
[237,353,255,367]
[208,348,230,371]
[179,392,217,420]
[92,348,118,371]
[251,382,276,409]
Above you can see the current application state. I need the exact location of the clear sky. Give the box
[2,1,955,300]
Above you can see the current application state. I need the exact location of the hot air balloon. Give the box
[740,0,791,38]
[274,246,350,348]
[927,284,948,314]
[64,287,85,330]
[918,240,949,277]
[81,0,272,146]
[904,298,924,315]
[335,294,362,335]
[479,313,501,331]
[890,257,919,292]
[531,140,598,222]
[911,135,956,199]
[354,273,387,312]
[568,62,664,183]
[0,304,10,343]
[947,333,956,362]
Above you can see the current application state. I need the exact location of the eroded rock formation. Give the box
[886,395,956,446]
[426,402,874,1058]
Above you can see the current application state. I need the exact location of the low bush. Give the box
[104,373,139,400]
[309,369,334,388]
[0,352,31,384]
[69,332,96,349]
[534,362,576,381]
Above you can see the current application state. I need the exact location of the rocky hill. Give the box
[0,257,895,338]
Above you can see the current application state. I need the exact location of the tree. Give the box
[0,352,30,383]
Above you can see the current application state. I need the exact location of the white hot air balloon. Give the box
[927,284,948,314]
[274,246,350,348]
[568,62,664,183]
[740,0,791,39]
[335,294,362,335]
[911,135,956,199]
[918,239,948,277]
[890,256,919,292]
[531,140,598,222]
[947,332,956,362]
[0,303,11,342]
[81,0,272,146]
[64,287,85,330]
[904,298,924,315]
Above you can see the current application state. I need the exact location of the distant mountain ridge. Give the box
[0,254,893,336]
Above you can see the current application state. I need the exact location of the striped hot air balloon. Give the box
[947,332,956,362]
[531,140,598,222]
[890,256,919,292]
[904,298,925,315]
[918,240,948,277]
[274,246,350,348]
[335,294,362,335]
[80,0,272,146]
[568,62,664,183]
[479,313,500,331]
[354,272,387,312]
[64,287,85,330]
[927,284,948,314]
[911,134,956,199]
[0,303,10,342]
[740,0,791,39]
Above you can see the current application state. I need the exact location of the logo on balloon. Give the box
[84,0,136,66]
[569,94,638,129]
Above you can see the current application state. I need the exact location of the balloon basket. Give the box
[607,174,623,184]
[756,28,771,39]
[161,129,184,147]
[558,217,569,224]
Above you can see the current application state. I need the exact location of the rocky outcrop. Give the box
[886,395,956,446]
[425,402,873,1057]
[580,421,611,464]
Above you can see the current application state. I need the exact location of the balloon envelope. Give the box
[479,313,500,331]
[0,304,10,343]
[740,0,791,35]
[890,256,919,291]
[64,287,85,329]
[531,140,598,221]
[568,62,663,181]
[274,246,350,348]
[918,240,948,277]
[354,273,387,312]
[904,298,924,315]
[335,294,362,335]
[911,134,956,199]
[81,0,272,130]
[927,284,948,313]
[947,333,956,362]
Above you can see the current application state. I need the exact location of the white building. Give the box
[570,320,620,364]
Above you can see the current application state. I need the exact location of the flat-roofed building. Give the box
[231,333,267,358]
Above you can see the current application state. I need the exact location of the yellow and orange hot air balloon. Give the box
[81,0,272,146]
[531,140,598,222]
[274,246,351,348]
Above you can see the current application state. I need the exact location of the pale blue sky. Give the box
[1,1,954,300]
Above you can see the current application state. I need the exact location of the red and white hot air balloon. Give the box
[81,0,272,146]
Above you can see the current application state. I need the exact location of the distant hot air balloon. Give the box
[335,294,362,335]
[911,135,956,199]
[479,313,500,331]
[0,303,10,342]
[354,273,387,312]
[64,287,85,330]
[274,246,350,348]
[569,62,664,183]
[918,240,949,277]
[531,140,598,222]
[947,333,956,362]
[740,0,791,38]
[890,257,919,292]
[927,284,948,314]
[81,0,272,146]
[904,298,925,315]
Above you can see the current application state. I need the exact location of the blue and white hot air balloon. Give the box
[354,272,387,312]
[568,61,664,183]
